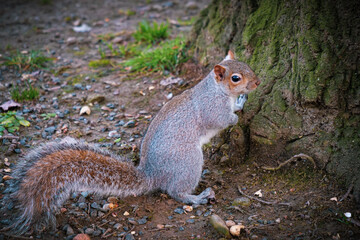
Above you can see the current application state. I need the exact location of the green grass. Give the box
[123,37,187,73]
[88,59,113,68]
[133,20,169,44]
[11,83,40,102]
[0,111,30,136]
[40,113,56,120]
[4,50,52,71]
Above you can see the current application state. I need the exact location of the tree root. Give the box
[237,186,291,207]
[261,153,316,171]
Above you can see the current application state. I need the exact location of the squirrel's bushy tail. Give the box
[1,138,151,235]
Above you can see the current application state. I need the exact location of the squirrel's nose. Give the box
[255,78,261,86]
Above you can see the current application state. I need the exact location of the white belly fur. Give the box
[199,129,220,147]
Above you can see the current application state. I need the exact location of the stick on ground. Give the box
[238,186,291,207]
[261,153,316,171]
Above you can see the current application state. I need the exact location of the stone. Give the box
[230,225,245,237]
[209,214,231,238]
[185,1,198,10]
[125,234,135,240]
[66,37,77,45]
[84,228,94,235]
[225,220,236,227]
[137,218,147,225]
[232,197,251,207]
[174,207,184,214]
[123,120,136,128]
[73,234,91,240]
[88,95,105,104]
[91,202,100,209]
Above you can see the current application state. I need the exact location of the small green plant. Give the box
[118,9,136,16]
[98,46,107,59]
[11,82,40,102]
[88,59,113,68]
[103,42,142,58]
[5,50,52,71]
[0,111,30,136]
[177,17,197,26]
[40,113,57,120]
[123,37,187,73]
[133,20,169,44]
[97,33,116,42]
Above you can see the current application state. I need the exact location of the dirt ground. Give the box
[0,0,359,239]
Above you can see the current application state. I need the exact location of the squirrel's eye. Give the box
[231,75,241,82]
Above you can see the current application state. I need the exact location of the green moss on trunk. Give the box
[191,0,360,201]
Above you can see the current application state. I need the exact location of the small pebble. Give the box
[225,220,236,227]
[81,191,89,198]
[114,223,122,229]
[79,202,87,209]
[137,218,147,225]
[84,228,94,235]
[91,202,100,209]
[174,207,184,214]
[73,234,91,240]
[124,120,136,128]
[230,224,244,237]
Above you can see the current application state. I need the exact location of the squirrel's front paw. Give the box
[234,94,248,112]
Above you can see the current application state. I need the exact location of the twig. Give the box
[226,206,249,215]
[98,206,122,219]
[339,183,354,202]
[0,135,19,140]
[237,186,291,207]
[101,228,113,238]
[261,153,316,171]
[348,218,360,227]
[246,223,277,230]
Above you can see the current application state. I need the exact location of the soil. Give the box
[0,0,359,239]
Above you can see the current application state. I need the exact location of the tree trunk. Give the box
[191,0,360,201]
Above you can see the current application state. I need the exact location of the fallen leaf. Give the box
[19,119,30,127]
[0,100,21,111]
[330,197,338,202]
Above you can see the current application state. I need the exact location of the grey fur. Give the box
[1,57,259,235]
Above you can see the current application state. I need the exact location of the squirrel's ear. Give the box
[224,50,235,61]
[214,65,226,82]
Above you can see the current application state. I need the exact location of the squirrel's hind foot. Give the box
[175,187,216,206]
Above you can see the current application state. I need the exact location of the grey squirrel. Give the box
[1,51,260,234]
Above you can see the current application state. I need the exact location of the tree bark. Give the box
[191,0,360,201]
